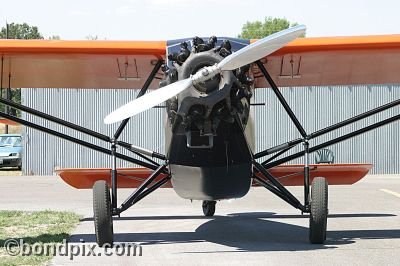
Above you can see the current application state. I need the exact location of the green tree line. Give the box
[239,17,305,39]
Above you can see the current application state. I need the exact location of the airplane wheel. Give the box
[202,200,216,216]
[93,180,114,247]
[309,177,328,244]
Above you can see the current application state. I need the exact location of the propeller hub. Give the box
[181,53,223,94]
[191,64,221,93]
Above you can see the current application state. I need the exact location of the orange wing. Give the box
[0,118,19,126]
[56,163,372,189]
[0,40,166,89]
[254,34,400,87]
[2,35,400,89]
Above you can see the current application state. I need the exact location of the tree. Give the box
[0,22,44,39]
[85,35,99,40]
[85,35,108,40]
[0,23,45,117]
[239,17,304,39]
[48,35,61,40]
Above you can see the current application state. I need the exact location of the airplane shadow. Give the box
[71,212,400,252]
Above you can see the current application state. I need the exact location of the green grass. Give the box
[0,210,80,266]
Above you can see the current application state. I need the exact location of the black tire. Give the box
[202,200,216,217]
[309,177,328,244]
[93,180,114,247]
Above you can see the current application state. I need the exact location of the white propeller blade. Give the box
[104,78,192,124]
[104,25,306,124]
[218,25,306,71]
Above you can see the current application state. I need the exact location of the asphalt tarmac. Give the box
[0,175,399,265]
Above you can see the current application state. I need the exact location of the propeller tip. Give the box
[103,115,116,125]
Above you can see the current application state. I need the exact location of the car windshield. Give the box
[0,136,22,147]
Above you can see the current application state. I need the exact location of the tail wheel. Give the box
[309,177,328,244]
[93,180,114,246]
[202,200,216,217]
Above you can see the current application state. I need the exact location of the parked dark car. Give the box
[0,134,22,169]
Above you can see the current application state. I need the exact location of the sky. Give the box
[0,0,399,40]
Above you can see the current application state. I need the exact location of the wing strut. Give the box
[113,59,164,140]
[252,60,400,215]
[256,61,307,138]
[253,61,400,243]
[109,59,164,211]
[0,58,169,221]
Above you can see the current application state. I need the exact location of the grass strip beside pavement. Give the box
[0,210,80,266]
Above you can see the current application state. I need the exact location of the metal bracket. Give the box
[185,131,214,149]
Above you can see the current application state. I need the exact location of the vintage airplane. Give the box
[2,24,400,246]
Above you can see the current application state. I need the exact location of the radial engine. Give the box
[161,36,254,148]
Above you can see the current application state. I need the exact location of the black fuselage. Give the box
[163,37,255,200]
[166,117,254,200]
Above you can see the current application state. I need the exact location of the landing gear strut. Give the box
[202,200,216,216]
[252,61,331,244]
